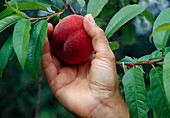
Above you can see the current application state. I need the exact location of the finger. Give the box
[41,37,61,83]
[83,14,114,59]
[47,23,53,38]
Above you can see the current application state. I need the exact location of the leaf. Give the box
[120,23,136,45]
[150,67,170,117]
[105,5,146,39]
[122,68,150,118]
[87,0,109,18]
[120,56,137,63]
[25,20,47,79]
[153,8,170,51]
[109,41,119,51]
[137,55,150,62]
[100,1,116,19]
[150,23,170,41]
[77,0,85,9]
[62,0,66,5]
[0,15,22,33]
[13,19,31,69]
[14,0,19,13]
[163,52,170,105]
[5,0,29,19]
[8,0,54,7]
[142,10,154,26]
[0,35,14,77]
[0,2,50,19]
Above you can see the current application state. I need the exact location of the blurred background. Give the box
[0,0,169,118]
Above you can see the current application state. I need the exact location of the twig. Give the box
[30,8,66,20]
[66,0,81,15]
[116,58,164,66]
[34,69,43,118]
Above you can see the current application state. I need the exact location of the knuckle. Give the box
[97,28,105,36]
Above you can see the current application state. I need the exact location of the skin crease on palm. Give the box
[41,14,129,118]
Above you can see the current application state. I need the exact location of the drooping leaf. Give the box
[163,52,170,105]
[100,1,116,19]
[120,23,136,45]
[153,8,170,51]
[0,35,14,78]
[105,5,146,39]
[122,68,150,118]
[109,41,119,51]
[142,10,154,26]
[13,19,31,69]
[150,23,170,41]
[77,0,85,9]
[150,67,170,117]
[25,20,47,79]
[87,0,109,18]
[0,2,50,19]
[0,15,22,33]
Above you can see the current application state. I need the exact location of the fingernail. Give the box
[88,14,95,24]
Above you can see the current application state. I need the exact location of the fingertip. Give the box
[83,14,96,38]
[47,23,54,38]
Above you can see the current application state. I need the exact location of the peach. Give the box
[51,15,94,64]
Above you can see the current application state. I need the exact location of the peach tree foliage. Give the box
[0,0,170,117]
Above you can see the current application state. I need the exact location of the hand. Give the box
[41,14,129,118]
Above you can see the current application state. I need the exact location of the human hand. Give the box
[41,14,129,118]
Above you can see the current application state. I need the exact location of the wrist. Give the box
[87,93,129,118]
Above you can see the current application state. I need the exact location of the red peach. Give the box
[51,15,94,64]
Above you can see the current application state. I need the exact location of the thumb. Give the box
[83,14,114,59]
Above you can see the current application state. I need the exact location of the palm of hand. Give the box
[43,49,118,117]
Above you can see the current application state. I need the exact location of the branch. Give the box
[30,8,66,20]
[116,58,164,66]
[66,0,81,15]
[34,69,43,118]
[30,1,81,20]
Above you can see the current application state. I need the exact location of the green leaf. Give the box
[77,0,85,9]
[153,8,170,51]
[163,52,170,105]
[150,23,170,41]
[0,35,14,78]
[100,1,116,19]
[25,20,47,79]
[120,56,137,63]
[109,41,119,51]
[8,0,54,7]
[142,10,154,26]
[13,19,31,69]
[143,0,149,4]
[5,0,29,19]
[14,0,19,13]
[87,0,109,18]
[105,5,146,39]
[150,67,170,117]
[120,23,136,45]
[0,2,51,19]
[122,68,150,118]
[0,15,22,33]
[137,55,150,62]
